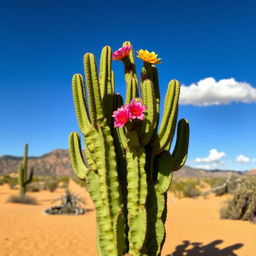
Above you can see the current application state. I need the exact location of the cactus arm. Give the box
[122,41,139,104]
[151,66,160,138]
[145,186,167,256]
[140,79,157,145]
[126,131,147,254]
[155,120,189,192]
[152,80,180,155]
[171,119,190,171]
[113,211,126,255]
[84,53,104,124]
[99,46,112,97]
[111,70,115,92]
[72,74,91,134]
[69,132,89,180]
[24,167,34,186]
[99,46,114,122]
[125,77,138,105]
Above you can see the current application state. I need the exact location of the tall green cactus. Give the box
[18,144,33,197]
[69,42,189,256]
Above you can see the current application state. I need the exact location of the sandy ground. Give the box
[0,181,255,256]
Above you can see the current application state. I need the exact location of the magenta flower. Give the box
[112,45,132,61]
[126,99,147,120]
[112,106,131,128]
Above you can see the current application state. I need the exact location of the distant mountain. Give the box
[173,165,244,178]
[0,149,72,176]
[0,149,249,177]
[246,169,256,175]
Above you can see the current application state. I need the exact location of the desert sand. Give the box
[0,180,255,256]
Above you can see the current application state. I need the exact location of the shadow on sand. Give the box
[166,240,243,256]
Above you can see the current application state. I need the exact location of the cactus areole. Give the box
[69,42,190,256]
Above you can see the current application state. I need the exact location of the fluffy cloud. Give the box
[236,154,250,163]
[180,77,256,106]
[195,163,221,170]
[194,149,226,163]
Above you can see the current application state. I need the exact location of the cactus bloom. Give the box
[112,106,131,128]
[127,99,147,120]
[137,49,161,64]
[112,45,132,61]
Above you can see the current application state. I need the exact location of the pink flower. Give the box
[112,106,131,128]
[126,99,147,120]
[112,45,132,61]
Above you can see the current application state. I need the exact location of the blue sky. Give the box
[1,0,256,171]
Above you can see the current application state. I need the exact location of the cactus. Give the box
[18,144,34,197]
[69,42,189,256]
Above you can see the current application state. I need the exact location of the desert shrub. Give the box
[44,179,59,192]
[7,195,37,204]
[57,176,70,189]
[220,176,256,222]
[182,186,201,198]
[26,183,41,192]
[0,175,18,188]
[8,178,18,189]
[203,177,226,188]
[2,175,12,183]
[169,178,201,198]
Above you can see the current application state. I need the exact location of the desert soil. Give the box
[0,180,255,256]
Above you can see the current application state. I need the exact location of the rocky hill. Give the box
[0,149,72,176]
[0,149,248,177]
[246,169,256,175]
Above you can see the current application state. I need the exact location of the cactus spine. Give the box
[18,144,33,196]
[69,42,189,256]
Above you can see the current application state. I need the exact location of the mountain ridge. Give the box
[0,149,252,177]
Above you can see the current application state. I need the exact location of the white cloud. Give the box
[236,154,250,163]
[195,164,211,170]
[180,77,256,106]
[194,149,226,163]
[195,162,221,170]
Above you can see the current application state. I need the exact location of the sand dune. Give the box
[0,181,255,256]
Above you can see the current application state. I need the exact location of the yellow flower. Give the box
[136,49,161,64]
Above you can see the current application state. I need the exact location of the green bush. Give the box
[57,176,70,189]
[0,175,18,188]
[169,178,201,198]
[203,177,226,188]
[7,178,18,189]
[44,179,59,192]
[182,186,201,198]
[26,183,41,192]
